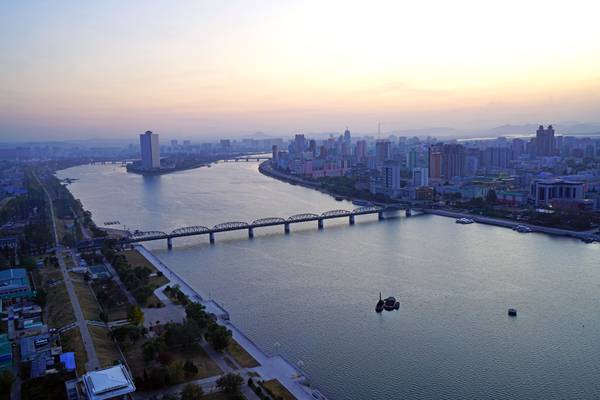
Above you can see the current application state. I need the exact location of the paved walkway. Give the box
[134,244,318,400]
[426,208,599,239]
[36,172,101,371]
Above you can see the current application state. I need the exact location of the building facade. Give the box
[139,131,160,170]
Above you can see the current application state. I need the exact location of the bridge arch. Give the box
[171,226,210,235]
[213,221,249,230]
[352,206,383,214]
[129,230,168,240]
[252,217,286,226]
[321,209,351,217]
[288,213,319,222]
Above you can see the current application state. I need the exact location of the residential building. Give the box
[536,125,556,156]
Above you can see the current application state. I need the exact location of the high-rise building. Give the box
[355,140,367,162]
[294,134,306,155]
[343,129,351,145]
[407,149,418,170]
[441,144,466,180]
[170,140,178,147]
[375,140,392,163]
[535,125,556,156]
[139,131,160,170]
[412,167,429,187]
[428,144,443,179]
[382,161,402,196]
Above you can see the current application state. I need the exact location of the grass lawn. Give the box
[262,379,296,400]
[91,280,129,321]
[118,249,168,307]
[227,339,260,368]
[119,249,169,287]
[38,265,75,328]
[72,278,103,321]
[61,328,87,376]
[89,325,123,368]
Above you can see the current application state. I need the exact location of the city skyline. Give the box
[2,1,600,140]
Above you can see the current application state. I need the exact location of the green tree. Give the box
[181,382,204,400]
[128,305,144,326]
[206,323,232,352]
[0,370,14,395]
[486,189,498,204]
[216,373,243,394]
[185,302,210,330]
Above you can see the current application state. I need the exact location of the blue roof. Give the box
[60,352,76,371]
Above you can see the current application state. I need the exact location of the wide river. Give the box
[58,162,600,400]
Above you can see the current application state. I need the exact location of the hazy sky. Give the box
[1,0,600,140]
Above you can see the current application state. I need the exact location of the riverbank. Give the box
[424,208,600,241]
[133,244,322,400]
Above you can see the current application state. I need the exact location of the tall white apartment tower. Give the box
[140,131,160,170]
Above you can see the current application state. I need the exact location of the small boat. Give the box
[334,196,344,201]
[513,225,532,233]
[375,292,384,313]
[456,217,474,224]
[383,296,400,311]
[508,308,517,317]
[352,199,373,207]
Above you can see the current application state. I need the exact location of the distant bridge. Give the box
[78,205,414,251]
[221,156,271,162]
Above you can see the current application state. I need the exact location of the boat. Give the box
[375,292,384,313]
[456,217,474,224]
[383,296,400,311]
[508,308,517,317]
[352,199,373,207]
[334,196,344,201]
[513,224,532,233]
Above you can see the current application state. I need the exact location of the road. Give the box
[34,172,101,371]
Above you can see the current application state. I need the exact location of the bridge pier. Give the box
[378,211,384,220]
[167,237,173,250]
[349,215,355,225]
[406,208,412,217]
[209,232,215,244]
[318,219,324,230]
[284,223,290,234]
[248,227,254,238]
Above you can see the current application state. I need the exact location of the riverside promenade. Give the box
[134,244,319,400]
[425,209,599,240]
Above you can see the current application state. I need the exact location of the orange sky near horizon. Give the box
[1,0,600,139]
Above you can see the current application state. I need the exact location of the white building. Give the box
[139,131,160,170]
[82,364,136,400]
[530,178,584,207]
[412,167,429,187]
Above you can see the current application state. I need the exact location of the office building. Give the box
[139,131,160,170]
[530,178,584,207]
[535,125,556,156]
[375,140,392,163]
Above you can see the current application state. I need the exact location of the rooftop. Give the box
[82,365,136,400]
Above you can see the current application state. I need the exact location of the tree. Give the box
[206,323,232,352]
[34,288,47,307]
[185,303,210,330]
[0,370,14,395]
[486,189,498,204]
[128,305,144,326]
[183,360,198,375]
[216,373,244,394]
[181,382,204,400]
[133,285,153,304]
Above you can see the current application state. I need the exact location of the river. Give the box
[57,162,600,400]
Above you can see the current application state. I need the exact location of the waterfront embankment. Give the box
[133,244,321,400]
[425,208,599,240]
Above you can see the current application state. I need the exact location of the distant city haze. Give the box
[2,1,600,140]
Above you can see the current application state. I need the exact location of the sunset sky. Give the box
[1,0,600,140]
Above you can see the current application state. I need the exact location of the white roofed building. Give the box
[82,364,136,400]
